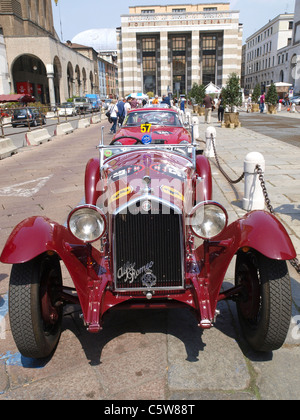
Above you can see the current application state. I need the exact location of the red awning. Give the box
[0,94,35,103]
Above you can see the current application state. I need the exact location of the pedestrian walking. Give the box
[217,95,225,123]
[246,94,252,113]
[124,98,131,116]
[108,100,118,134]
[203,93,214,123]
[180,96,186,111]
[162,95,171,107]
[117,98,126,126]
[259,93,265,113]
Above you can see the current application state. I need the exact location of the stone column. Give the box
[46,64,56,109]
[191,31,200,85]
[160,31,170,95]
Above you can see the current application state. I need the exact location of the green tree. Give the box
[252,84,261,103]
[221,73,242,111]
[265,83,278,106]
[188,83,206,105]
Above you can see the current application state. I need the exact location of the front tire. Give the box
[235,251,292,352]
[9,254,63,359]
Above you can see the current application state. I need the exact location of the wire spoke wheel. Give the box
[235,251,292,352]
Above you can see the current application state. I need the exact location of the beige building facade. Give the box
[0,0,97,106]
[117,3,243,97]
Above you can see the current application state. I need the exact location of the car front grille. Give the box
[113,200,184,291]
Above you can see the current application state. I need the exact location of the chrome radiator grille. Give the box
[114,202,184,291]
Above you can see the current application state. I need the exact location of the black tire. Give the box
[9,254,63,359]
[235,251,292,352]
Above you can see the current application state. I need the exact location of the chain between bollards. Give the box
[256,164,300,274]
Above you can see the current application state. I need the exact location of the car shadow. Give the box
[60,294,272,366]
[273,203,300,222]
[61,304,207,366]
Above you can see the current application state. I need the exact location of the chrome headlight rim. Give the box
[189,201,228,240]
[67,204,107,243]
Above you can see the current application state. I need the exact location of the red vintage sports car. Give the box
[0,126,296,359]
[112,107,191,145]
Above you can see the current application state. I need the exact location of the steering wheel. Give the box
[110,136,144,145]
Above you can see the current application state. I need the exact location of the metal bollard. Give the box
[185,110,191,125]
[179,109,184,124]
[243,152,265,211]
[277,102,281,112]
[204,126,216,158]
[192,116,200,140]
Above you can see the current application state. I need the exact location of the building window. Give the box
[172,9,186,13]
[141,10,155,14]
[201,35,217,85]
[204,7,217,11]
[172,36,186,94]
[141,37,157,94]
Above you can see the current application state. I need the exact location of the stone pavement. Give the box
[0,112,299,400]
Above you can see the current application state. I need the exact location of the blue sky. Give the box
[52,0,296,44]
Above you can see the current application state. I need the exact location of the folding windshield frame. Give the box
[97,126,197,170]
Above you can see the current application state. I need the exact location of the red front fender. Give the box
[0,216,104,321]
[228,210,296,260]
[195,155,212,201]
[85,158,100,206]
[195,210,296,318]
[0,216,85,264]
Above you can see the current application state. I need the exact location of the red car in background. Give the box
[112,107,191,145]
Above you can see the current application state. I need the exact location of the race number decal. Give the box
[161,185,184,201]
[109,186,133,203]
[109,165,145,181]
[150,163,186,180]
[141,123,151,133]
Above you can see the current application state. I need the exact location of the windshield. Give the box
[99,143,196,169]
[124,111,182,127]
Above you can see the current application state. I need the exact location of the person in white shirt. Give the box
[124,99,131,117]
[108,101,119,134]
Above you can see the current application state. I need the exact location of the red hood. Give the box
[100,149,195,213]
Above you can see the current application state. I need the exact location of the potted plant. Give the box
[188,83,206,115]
[265,82,278,114]
[222,73,242,127]
[251,84,261,112]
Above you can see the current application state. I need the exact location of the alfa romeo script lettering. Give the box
[117,261,154,284]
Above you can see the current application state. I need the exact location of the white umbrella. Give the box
[205,82,221,94]
[128,93,148,99]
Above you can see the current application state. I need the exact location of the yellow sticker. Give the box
[161,185,184,201]
[109,186,133,203]
[141,123,152,133]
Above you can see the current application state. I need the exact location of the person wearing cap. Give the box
[152,95,159,105]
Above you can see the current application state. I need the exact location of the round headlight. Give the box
[189,201,227,240]
[67,205,106,243]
